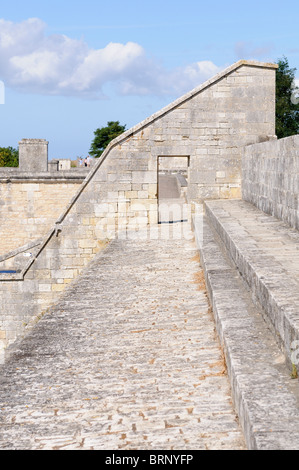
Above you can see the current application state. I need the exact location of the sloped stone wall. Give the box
[104,60,277,205]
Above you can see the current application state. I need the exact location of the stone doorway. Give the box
[157,156,189,224]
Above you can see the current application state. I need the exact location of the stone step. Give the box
[192,206,299,450]
[204,199,299,369]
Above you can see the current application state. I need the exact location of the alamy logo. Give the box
[0,81,4,104]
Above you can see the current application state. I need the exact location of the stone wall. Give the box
[158,156,189,174]
[0,173,86,256]
[242,135,299,229]
[0,59,278,359]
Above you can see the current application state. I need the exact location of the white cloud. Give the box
[117,59,222,98]
[0,17,45,52]
[0,18,221,99]
[60,42,145,94]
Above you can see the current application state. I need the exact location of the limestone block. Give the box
[137,190,149,199]
[132,171,156,184]
[189,171,216,184]
[147,184,157,198]
[51,284,65,292]
[38,284,52,292]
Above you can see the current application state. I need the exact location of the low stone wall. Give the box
[0,172,86,255]
[242,135,299,229]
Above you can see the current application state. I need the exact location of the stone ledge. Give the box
[0,170,88,183]
[204,199,299,370]
[192,213,299,450]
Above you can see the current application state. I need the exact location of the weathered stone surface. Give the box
[204,199,299,370]
[193,211,299,450]
[0,226,245,450]
[0,179,83,255]
[19,139,49,172]
[242,135,299,230]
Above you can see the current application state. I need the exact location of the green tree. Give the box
[0,146,19,167]
[276,56,299,139]
[90,121,126,158]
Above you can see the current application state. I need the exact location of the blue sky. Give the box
[0,0,298,160]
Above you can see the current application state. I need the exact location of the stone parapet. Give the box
[193,209,299,449]
[204,199,299,371]
[242,135,299,229]
[0,170,89,182]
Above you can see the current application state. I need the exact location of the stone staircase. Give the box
[193,199,299,449]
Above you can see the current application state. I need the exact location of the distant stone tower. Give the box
[19,139,49,172]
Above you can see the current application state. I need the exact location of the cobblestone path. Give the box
[0,224,246,450]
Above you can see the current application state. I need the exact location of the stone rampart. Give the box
[0,60,278,359]
[242,135,299,229]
